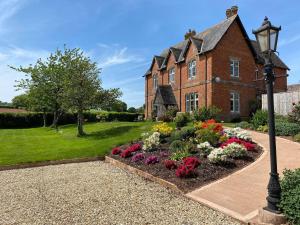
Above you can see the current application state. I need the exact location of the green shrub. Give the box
[279,168,300,225]
[257,125,268,132]
[251,110,268,129]
[96,111,141,122]
[0,111,142,128]
[170,151,191,161]
[170,127,196,142]
[170,140,185,152]
[235,121,253,129]
[275,122,300,136]
[184,141,197,153]
[193,106,221,122]
[294,133,300,142]
[165,106,178,118]
[195,128,221,146]
[174,113,189,128]
[275,114,289,123]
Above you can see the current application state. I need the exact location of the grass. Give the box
[0,121,154,166]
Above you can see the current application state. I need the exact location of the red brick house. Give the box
[144,6,289,121]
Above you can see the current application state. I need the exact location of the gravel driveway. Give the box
[0,161,241,225]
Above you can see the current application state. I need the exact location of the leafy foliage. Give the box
[294,133,300,142]
[275,122,300,136]
[170,140,185,152]
[170,151,191,161]
[193,106,221,122]
[279,168,300,225]
[251,110,268,129]
[174,113,189,128]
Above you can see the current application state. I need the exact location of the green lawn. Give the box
[0,121,154,166]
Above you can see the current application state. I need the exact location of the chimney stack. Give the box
[184,29,196,40]
[226,6,238,18]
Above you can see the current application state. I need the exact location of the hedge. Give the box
[279,168,300,225]
[0,111,142,129]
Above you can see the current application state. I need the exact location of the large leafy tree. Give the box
[61,48,121,136]
[11,50,65,129]
[12,46,121,135]
[12,94,30,109]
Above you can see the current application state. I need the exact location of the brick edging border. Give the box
[0,156,105,171]
[105,156,184,194]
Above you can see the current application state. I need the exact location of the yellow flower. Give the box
[152,122,173,136]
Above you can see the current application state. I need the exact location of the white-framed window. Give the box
[230,60,239,78]
[188,59,196,79]
[185,92,199,112]
[169,67,175,84]
[153,74,158,90]
[230,92,240,113]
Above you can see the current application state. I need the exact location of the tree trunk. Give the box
[51,109,62,131]
[43,108,47,127]
[77,109,85,136]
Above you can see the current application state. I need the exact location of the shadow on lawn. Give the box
[83,126,136,139]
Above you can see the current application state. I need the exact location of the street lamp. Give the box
[253,17,282,213]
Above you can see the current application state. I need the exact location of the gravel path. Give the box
[0,161,241,225]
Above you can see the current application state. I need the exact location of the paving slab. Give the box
[186,131,300,223]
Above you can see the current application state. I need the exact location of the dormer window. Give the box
[230,59,239,78]
[153,74,158,90]
[188,59,196,79]
[169,68,175,84]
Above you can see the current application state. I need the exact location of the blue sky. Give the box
[0,0,299,107]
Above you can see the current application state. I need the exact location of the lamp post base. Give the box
[258,208,287,225]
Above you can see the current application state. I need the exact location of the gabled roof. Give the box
[153,85,177,105]
[145,55,166,76]
[145,14,288,76]
[250,40,289,70]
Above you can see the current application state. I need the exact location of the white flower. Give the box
[142,132,160,151]
[224,127,252,141]
[208,148,228,163]
[223,143,247,158]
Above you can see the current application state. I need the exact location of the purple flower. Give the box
[131,153,145,162]
[145,155,159,165]
[159,151,169,158]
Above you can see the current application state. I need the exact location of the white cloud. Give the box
[98,45,144,69]
[0,46,49,102]
[0,0,28,34]
[279,34,300,47]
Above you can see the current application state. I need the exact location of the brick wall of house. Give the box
[144,15,288,120]
[211,20,258,119]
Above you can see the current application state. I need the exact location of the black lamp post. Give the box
[253,17,282,213]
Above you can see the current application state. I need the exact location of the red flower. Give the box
[111,147,121,155]
[164,160,177,170]
[221,138,255,151]
[175,164,197,178]
[183,157,200,169]
[126,143,142,153]
[120,149,132,158]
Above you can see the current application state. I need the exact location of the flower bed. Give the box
[109,121,262,193]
